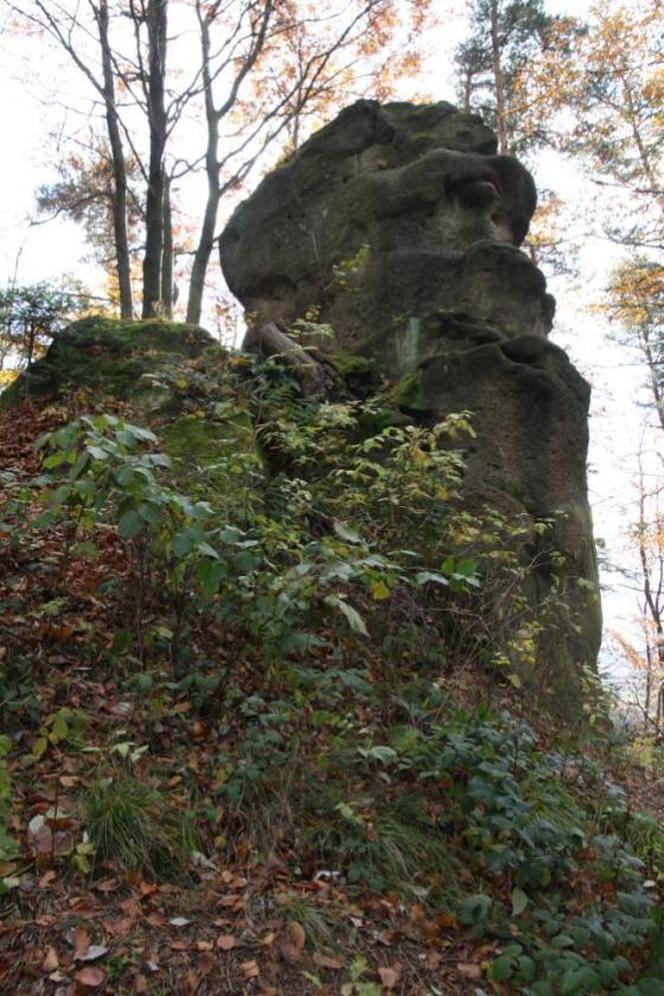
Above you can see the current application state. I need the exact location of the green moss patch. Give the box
[333,352,376,378]
[390,371,421,408]
[0,316,214,409]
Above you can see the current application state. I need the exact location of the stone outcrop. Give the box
[220,100,554,364]
[220,99,601,708]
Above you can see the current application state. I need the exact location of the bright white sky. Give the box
[0,0,656,689]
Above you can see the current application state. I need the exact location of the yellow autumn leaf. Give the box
[370,579,390,600]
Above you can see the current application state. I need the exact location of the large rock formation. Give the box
[221,100,553,361]
[220,99,601,709]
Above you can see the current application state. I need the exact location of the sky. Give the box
[0,0,656,689]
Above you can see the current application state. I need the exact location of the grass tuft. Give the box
[84,774,196,879]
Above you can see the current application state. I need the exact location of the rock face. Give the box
[220,100,553,362]
[220,99,601,709]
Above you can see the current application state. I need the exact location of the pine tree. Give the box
[455,0,554,156]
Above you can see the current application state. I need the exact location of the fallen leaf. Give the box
[287,921,306,952]
[424,950,442,969]
[457,962,482,979]
[313,953,343,970]
[43,947,59,970]
[218,894,244,908]
[39,870,57,888]
[216,934,236,951]
[168,916,191,928]
[95,878,119,893]
[75,966,105,988]
[241,960,259,980]
[196,952,214,975]
[76,945,109,962]
[378,965,401,989]
[72,926,91,956]
[102,917,132,937]
[179,972,200,995]
[190,850,217,871]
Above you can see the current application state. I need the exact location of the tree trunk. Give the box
[186,186,218,326]
[97,0,133,319]
[641,330,664,435]
[462,69,473,114]
[186,12,219,326]
[489,0,509,155]
[161,172,173,318]
[244,322,340,396]
[26,322,36,370]
[636,458,664,734]
[186,1,274,325]
[142,0,168,318]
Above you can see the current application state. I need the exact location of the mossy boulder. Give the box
[220,99,552,367]
[0,317,215,410]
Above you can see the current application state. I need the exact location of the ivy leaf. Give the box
[638,981,664,996]
[517,955,536,982]
[325,595,368,636]
[455,557,478,577]
[333,520,362,544]
[138,502,163,525]
[561,966,601,995]
[32,737,49,760]
[415,571,449,587]
[511,886,529,916]
[457,893,492,925]
[50,710,70,743]
[490,955,514,982]
[357,745,397,763]
[171,531,193,557]
[117,509,143,540]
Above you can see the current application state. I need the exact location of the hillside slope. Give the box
[0,319,662,995]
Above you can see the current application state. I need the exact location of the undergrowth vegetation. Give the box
[0,330,661,993]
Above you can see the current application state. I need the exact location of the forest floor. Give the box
[1,398,663,996]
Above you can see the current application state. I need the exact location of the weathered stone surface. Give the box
[221,99,601,711]
[221,99,554,368]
